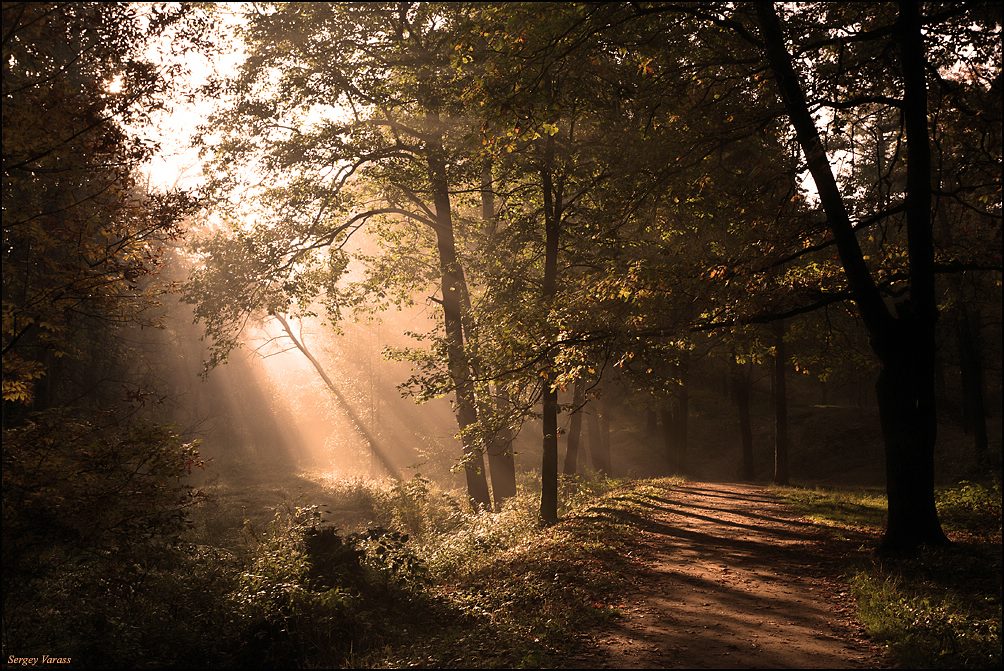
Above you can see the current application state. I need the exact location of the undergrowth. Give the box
[777,479,1002,669]
[174,470,638,668]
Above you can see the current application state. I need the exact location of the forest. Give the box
[2,2,1001,669]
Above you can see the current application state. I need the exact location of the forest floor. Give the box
[562,481,889,669]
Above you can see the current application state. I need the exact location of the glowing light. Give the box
[106,74,124,94]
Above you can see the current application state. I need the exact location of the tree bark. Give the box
[485,384,518,508]
[677,353,689,476]
[660,357,690,476]
[479,156,518,508]
[539,133,562,526]
[730,355,755,481]
[876,320,945,550]
[586,409,600,470]
[592,397,612,474]
[645,408,658,435]
[426,113,491,509]
[562,378,586,475]
[884,0,948,549]
[659,398,675,474]
[756,1,948,551]
[772,320,789,486]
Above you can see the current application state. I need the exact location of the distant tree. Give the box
[271,313,403,480]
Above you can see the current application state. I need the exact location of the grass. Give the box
[773,484,887,530]
[183,470,660,668]
[776,480,1002,669]
[361,475,673,668]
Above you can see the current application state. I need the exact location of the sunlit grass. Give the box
[776,480,1002,670]
[772,484,887,529]
[362,476,671,668]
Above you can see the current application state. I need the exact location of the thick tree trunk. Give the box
[884,0,948,550]
[756,1,948,551]
[730,356,755,481]
[562,379,586,475]
[877,325,946,549]
[539,134,562,525]
[426,115,491,509]
[541,385,560,524]
[772,320,789,486]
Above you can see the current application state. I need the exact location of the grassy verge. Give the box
[776,480,1002,669]
[361,476,682,668]
[182,471,673,668]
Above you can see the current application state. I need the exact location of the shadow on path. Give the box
[565,480,885,669]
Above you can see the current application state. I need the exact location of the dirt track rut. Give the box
[567,481,887,669]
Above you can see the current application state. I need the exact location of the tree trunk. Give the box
[541,385,559,524]
[539,133,562,526]
[426,114,491,509]
[485,384,518,508]
[730,355,755,481]
[562,379,586,475]
[645,408,658,435]
[884,0,948,550]
[677,354,689,476]
[956,303,989,470]
[586,400,612,474]
[877,322,946,549]
[586,409,601,471]
[593,398,612,474]
[659,356,689,476]
[479,157,517,507]
[273,314,402,480]
[756,1,947,551]
[772,320,789,486]
[659,398,675,474]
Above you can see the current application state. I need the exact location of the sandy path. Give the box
[567,481,887,669]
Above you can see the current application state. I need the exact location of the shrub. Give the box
[936,480,1002,534]
[418,472,625,580]
[234,504,429,668]
[1,410,212,667]
[422,492,541,580]
[558,472,625,517]
[385,474,464,540]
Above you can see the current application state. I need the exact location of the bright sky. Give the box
[140,3,246,192]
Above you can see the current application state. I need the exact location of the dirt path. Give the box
[567,481,888,669]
